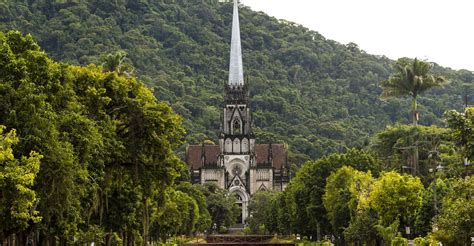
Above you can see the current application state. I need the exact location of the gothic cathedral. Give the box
[186,0,290,224]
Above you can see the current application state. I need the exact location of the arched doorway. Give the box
[234,193,243,224]
[229,187,249,225]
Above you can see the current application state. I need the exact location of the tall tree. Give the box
[445,107,474,161]
[0,31,189,245]
[380,58,447,126]
[0,126,42,244]
[247,191,278,234]
[432,177,474,245]
[323,166,375,245]
[368,171,424,238]
[380,58,447,176]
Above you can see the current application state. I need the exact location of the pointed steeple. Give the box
[228,0,244,86]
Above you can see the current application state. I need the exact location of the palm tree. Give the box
[380,58,448,126]
[101,50,135,76]
[381,58,447,176]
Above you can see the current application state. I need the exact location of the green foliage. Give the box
[272,149,380,239]
[0,1,470,163]
[247,191,278,234]
[0,1,472,243]
[343,209,379,244]
[432,177,474,245]
[374,219,400,244]
[0,30,187,244]
[445,107,474,160]
[372,124,462,178]
[390,234,408,246]
[177,182,212,233]
[369,172,424,227]
[381,58,447,100]
[151,189,198,241]
[380,58,448,125]
[323,166,374,242]
[414,178,450,236]
[0,126,42,238]
[413,236,439,246]
[201,183,239,230]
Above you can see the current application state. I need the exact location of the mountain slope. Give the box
[1,0,472,162]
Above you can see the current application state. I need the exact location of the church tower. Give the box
[217,0,254,224]
[219,0,255,165]
[185,0,290,226]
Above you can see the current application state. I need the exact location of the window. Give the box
[232,166,242,176]
[233,119,241,135]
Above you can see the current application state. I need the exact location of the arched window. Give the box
[233,119,241,135]
[241,138,248,152]
[225,139,232,153]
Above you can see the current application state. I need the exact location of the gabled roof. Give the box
[186,144,287,169]
[186,145,220,169]
[255,144,287,169]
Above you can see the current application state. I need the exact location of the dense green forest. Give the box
[1,0,473,163]
[1,1,473,245]
[0,30,243,245]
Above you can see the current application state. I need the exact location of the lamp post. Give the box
[428,151,443,214]
[396,146,417,176]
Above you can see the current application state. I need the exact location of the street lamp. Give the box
[428,151,443,215]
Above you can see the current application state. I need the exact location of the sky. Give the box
[240,0,474,71]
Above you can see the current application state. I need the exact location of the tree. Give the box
[368,172,424,237]
[380,58,447,178]
[343,209,379,245]
[151,189,198,241]
[247,191,277,234]
[445,107,474,161]
[0,126,42,243]
[201,183,239,231]
[414,178,450,237]
[284,149,380,240]
[432,177,474,245]
[372,124,461,178]
[323,166,375,244]
[0,31,187,245]
[100,50,135,76]
[177,182,212,234]
[380,58,448,126]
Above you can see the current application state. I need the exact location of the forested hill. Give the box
[1,0,472,162]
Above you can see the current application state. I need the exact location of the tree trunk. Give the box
[142,199,149,246]
[316,222,321,242]
[412,97,418,127]
[411,97,419,175]
[105,233,111,246]
[122,232,127,246]
[59,237,67,246]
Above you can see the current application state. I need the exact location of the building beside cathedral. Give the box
[185,0,290,224]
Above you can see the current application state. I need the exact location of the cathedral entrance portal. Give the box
[229,187,249,225]
[235,194,243,224]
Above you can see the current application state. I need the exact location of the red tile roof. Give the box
[270,144,287,169]
[186,144,287,169]
[186,145,203,169]
[255,144,269,164]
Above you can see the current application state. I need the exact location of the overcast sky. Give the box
[240,0,474,71]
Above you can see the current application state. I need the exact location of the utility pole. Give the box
[395,146,417,176]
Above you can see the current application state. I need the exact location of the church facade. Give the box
[185,0,290,224]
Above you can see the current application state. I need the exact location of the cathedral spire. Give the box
[228,0,244,86]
